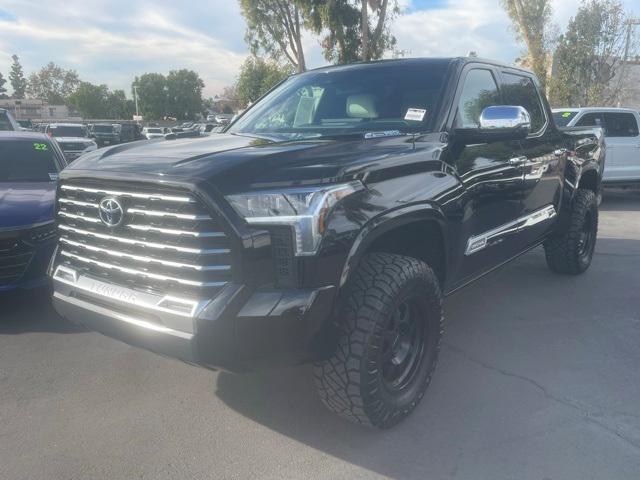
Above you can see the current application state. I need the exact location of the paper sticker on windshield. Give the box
[33,142,48,151]
[48,173,59,181]
[404,108,426,122]
[562,112,572,118]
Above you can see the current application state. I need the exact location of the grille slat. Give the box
[56,181,234,298]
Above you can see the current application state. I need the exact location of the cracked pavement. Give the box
[1,190,640,480]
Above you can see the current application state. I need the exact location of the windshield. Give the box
[0,112,15,131]
[228,61,451,140]
[49,125,87,137]
[552,111,578,127]
[0,140,60,182]
[93,125,114,133]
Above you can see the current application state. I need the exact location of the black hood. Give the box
[64,133,419,195]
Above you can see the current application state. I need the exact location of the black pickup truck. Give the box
[50,57,604,428]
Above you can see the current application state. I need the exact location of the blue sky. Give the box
[0,0,638,98]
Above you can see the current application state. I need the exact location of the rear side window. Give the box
[576,112,605,128]
[501,72,545,133]
[0,140,60,182]
[455,69,500,129]
[603,112,638,137]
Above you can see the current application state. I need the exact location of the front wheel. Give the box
[314,253,444,428]
[544,189,598,275]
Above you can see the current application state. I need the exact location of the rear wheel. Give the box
[544,189,598,274]
[314,253,443,428]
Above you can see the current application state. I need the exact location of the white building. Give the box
[0,98,81,121]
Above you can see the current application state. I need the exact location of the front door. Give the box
[446,66,526,284]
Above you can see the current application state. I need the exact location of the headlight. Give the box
[226,181,363,256]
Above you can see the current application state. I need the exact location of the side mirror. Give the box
[455,105,531,143]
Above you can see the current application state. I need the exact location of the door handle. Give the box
[509,156,527,166]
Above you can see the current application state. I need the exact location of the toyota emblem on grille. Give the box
[98,197,124,227]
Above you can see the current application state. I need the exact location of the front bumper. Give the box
[0,239,56,293]
[51,266,336,372]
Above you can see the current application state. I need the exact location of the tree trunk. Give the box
[361,0,369,61]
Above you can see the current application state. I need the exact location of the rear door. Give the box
[500,70,565,248]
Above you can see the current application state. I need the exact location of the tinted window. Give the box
[576,113,605,128]
[93,125,114,133]
[0,112,15,131]
[552,111,578,127]
[229,62,451,139]
[603,112,638,137]
[0,140,60,182]
[455,69,500,129]
[501,73,545,132]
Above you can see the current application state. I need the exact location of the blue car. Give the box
[0,131,67,291]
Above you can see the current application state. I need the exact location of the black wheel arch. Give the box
[338,203,450,292]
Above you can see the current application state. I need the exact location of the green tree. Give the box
[26,62,80,103]
[68,82,110,118]
[133,73,167,120]
[0,72,7,99]
[305,0,399,64]
[165,69,205,120]
[9,55,27,99]
[549,0,637,106]
[239,0,308,72]
[106,90,135,119]
[235,56,293,107]
[500,0,553,91]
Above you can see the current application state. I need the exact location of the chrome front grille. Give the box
[55,181,233,299]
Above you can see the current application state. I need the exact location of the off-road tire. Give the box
[314,253,444,428]
[544,189,598,275]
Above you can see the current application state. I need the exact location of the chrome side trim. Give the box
[59,250,227,287]
[58,225,230,255]
[61,185,194,203]
[59,237,231,271]
[465,204,557,255]
[53,290,194,339]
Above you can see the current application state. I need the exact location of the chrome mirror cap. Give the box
[480,105,532,132]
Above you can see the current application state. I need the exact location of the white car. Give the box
[142,127,168,139]
[46,123,98,162]
[553,107,640,185]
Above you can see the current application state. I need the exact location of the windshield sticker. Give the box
[48,173,59,181]
[33,142,48,151]
[404,108,427,122]
[364,130,403,139]
[562,112,572,118]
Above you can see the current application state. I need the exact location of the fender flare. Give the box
[338,202,449,289]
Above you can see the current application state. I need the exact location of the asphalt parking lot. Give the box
[1,190,640,480]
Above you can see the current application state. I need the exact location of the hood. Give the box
[64,133,419,195]
[0,182,57,230]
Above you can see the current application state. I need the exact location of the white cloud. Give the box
[0,0,248,96]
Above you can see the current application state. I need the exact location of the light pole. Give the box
[133,85,140,118]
